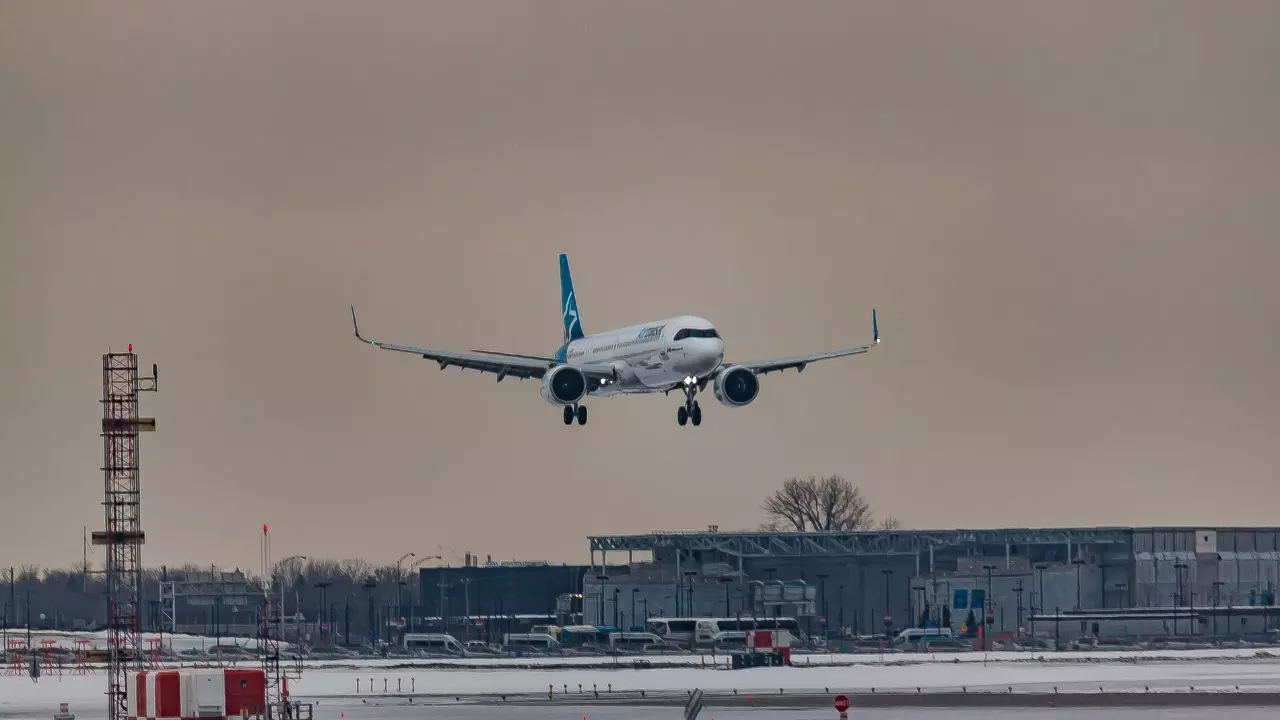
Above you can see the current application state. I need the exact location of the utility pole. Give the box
[362,577,377,647]
[881,568,894,637]
[1212,580,1224,637]
[408,555,441,633]
[437,577,449,636]
[1072,559,1085,610]
[1013,580,1024,637]
[394,553,415,625]
[461,578,472,639]
[982,564,997,649]
[816,574,829,635]
[314,582,331,645]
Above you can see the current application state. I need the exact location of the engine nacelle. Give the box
[539,365,588,406]
[713,365,760,407]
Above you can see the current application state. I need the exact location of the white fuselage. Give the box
[560,315,725,396]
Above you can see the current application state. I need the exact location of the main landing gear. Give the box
[563,404,587,426]
[676,377,702,427]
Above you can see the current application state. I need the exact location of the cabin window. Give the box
[673,328,720,341]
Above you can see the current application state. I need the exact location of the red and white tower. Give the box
[92,347,158,720]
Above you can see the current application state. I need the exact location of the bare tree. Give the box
[762,475,874,531]
[878,516,903,530]
[339,558,373,581]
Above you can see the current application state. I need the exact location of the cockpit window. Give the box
[673,328,720,341]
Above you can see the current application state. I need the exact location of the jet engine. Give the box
[713,365,760,407]
[539,365,588,406]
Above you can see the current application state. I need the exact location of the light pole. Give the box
[982,564,997,649]
[314,581,331,644]
[409,555,442,632]
[1212,580,1225,637]
[394,553,415,625]
[596,573,609,626]
[362,576,378,647]
[437,576,450,636]
[881,569,894,637]
[683,572,697,618]
[275,555,306,641]
[1174,562,1188,635]
[816,574,829,636]
[460,578,472,639]
[1012,581,1024,637]
[1071,559,1084,610]
[1033,563,1048,638]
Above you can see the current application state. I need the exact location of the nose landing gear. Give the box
[676,377,702,427]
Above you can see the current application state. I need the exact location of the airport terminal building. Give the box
[579,525,1280,639]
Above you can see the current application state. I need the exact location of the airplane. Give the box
[350,253,880,427]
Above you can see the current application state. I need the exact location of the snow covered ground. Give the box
[5,653,1280,711]
[295,647,1280,669]
[7,629,1280,718]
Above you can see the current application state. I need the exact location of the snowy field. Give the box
[294,647,1280,669]
[5,653,1280,705]
[7,629,1280,718]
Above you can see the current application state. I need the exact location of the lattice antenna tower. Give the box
[92,345,157,720]
[259,525,284,719]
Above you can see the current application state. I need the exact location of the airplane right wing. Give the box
[717,309,880,376]
[349,306,617,383]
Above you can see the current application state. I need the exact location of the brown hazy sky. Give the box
[3,1,1279,572]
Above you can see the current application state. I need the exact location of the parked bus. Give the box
[559,625,620,648]
[643,618,700,646]
[713,617,802,635]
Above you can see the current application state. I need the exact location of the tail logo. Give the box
[563,291,580,340]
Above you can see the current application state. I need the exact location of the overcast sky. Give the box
[2,1,1278,573]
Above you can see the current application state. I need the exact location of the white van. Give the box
[502,632,560,650]
[403,633,465,655]
[893,627,953,646]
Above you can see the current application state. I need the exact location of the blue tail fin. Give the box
[559,253,586,342]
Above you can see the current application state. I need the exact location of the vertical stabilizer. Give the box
[559,253,586,343]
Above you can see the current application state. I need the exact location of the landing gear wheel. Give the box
[678,382,701,427]
[576,405,588,425]
[563,406,574,425]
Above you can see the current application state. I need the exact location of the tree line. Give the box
[3,474,897,633]
[0,558,421,635]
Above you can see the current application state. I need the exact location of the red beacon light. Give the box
[128,343,133,352]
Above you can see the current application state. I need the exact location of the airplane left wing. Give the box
[715,308,881,377]
[350,306,617,382]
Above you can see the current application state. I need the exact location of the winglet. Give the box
[872,308,880,345]
[350,305,376,345]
